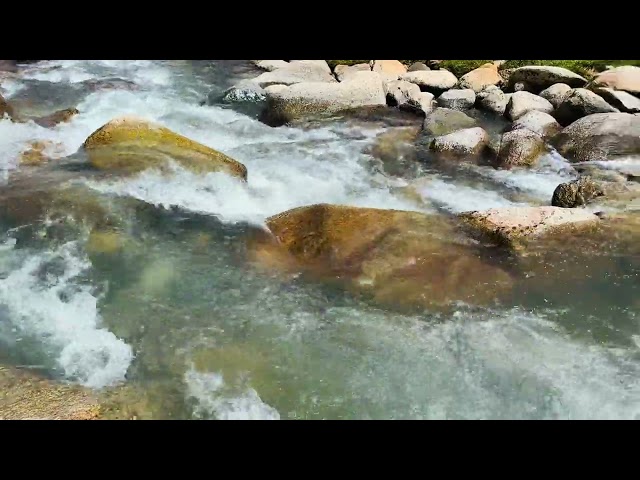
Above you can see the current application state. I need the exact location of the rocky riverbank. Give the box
[1,59,639,419]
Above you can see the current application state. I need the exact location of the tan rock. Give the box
[371,60,407,80]
[83,116,247,179]
[592,66,640,96]
[334,63,371,82]
[399,70,458,94]
[458,63,502,92]
[459,206,600,249]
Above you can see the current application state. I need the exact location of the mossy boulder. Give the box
[83,116,247,179]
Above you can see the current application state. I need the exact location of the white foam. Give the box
[185,367,280,420]
[581,157,640,176]
[324,305,640,419]
[471,151,577,201]
[0,240,133,388]
[414,177,526,213]
[86,148,425,226]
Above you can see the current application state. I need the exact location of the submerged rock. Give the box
[32,107,79,128]
[551,112,640,162]
[221,79,266,103]
[82,116,248,179]
[0,366,102,420]
[0,93,14,119]
[551,177,605,208]
[19,140,66,166]
[254,204,513,310]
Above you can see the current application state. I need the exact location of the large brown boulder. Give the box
[83,116,248,179]
[254,204,513,310]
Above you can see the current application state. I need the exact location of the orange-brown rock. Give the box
[33,108,79,128]
[253,204,513,310]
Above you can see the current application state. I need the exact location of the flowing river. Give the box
[0,60,638,419]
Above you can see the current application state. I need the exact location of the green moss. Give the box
[438,60,493,77]
[326,60,371,69]
[499,60,640,79]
